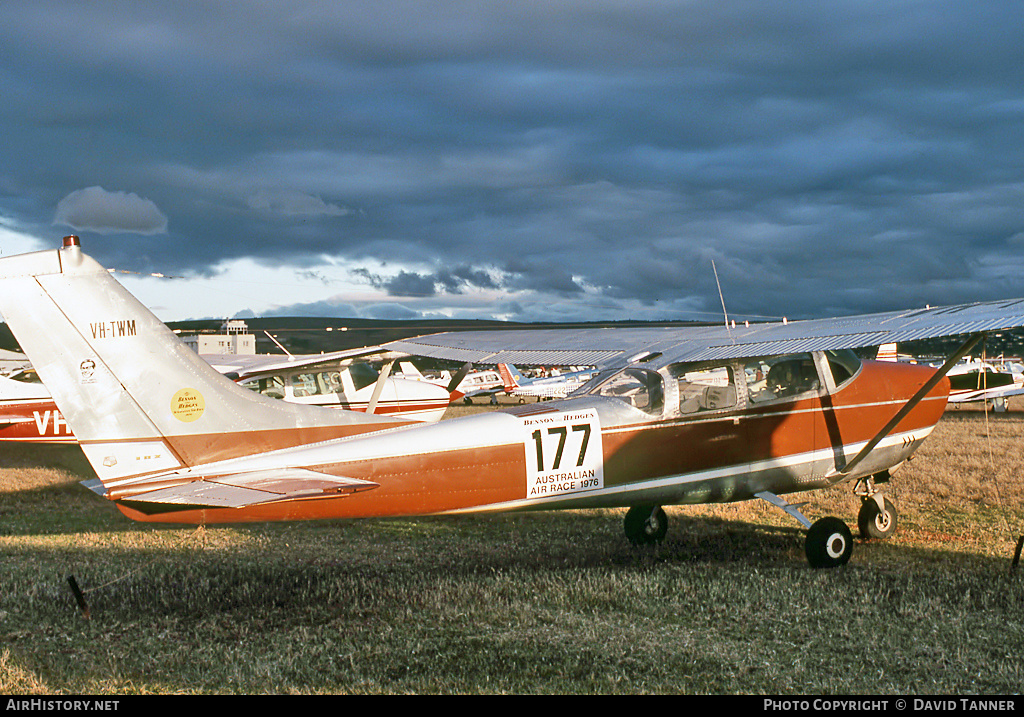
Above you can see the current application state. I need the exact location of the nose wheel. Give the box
[858,496,897,540]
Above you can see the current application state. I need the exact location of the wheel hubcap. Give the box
[826,534,846,558]
[875,512,891,532]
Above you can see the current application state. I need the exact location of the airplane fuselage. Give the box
[112,358,947,524]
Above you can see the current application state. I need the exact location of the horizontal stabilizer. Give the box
[0,416,34,426]
[117,468,379,513]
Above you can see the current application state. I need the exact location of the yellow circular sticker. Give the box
[171,388,205,422]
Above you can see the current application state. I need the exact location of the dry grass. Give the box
[1,398,1022,694]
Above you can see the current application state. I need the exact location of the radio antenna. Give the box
[712,260,733,339]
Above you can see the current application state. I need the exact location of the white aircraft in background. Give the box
[0,345,451,443]
[395,361,503,403]
[208,350,453,421]
[945,358,1024,412]
[876,343,1024,412]
[497,363,598,400]
[8,236,1024,569]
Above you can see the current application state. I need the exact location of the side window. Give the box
[246,375,285,399]
[291,373,323,397]
[675,365,737,414]
[321,371,343,393]
[745,354,821,404]
[348,363,380,392]
[594,368,665,415]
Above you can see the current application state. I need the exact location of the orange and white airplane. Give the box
[4,236,1024,568]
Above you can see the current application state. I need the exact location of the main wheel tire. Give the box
[624,505,668,545]
[805,517,853,568]
[858,497,897,540]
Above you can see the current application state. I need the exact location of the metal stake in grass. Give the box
[66,575,90,620]
[1012,536,1024,573]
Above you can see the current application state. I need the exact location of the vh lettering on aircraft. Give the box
[33,409,71,438]
[522,408,603,498]
[89,320,136,340]
[5,236,1024,569]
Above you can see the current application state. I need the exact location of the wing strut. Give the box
[831,332,984,480]
[366,360,395,415]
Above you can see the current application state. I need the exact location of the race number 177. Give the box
[531,423,591,472]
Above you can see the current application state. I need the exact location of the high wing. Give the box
[384,299,1024,368]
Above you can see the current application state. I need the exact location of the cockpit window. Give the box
[745,353,821,403]
[592,367,664,415]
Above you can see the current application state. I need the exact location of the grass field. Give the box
[1,398,1022,694]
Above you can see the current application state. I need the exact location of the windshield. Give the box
[824,349,861,389]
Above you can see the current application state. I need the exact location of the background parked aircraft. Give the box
[0,347,450,443]
[876,342,1024,412]
[394,361,503,403]
[496,363,598,400]
[945,358,1024,412]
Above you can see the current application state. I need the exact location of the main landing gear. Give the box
[754,491,853,568]
[624,476,899,568]
[623,505,668,545]
[759,472,899,568]
[804,516,853,568]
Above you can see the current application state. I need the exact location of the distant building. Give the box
[181,320,256,355]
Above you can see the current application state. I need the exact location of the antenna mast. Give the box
[712,260,731,332]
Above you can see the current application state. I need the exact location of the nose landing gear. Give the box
[854,473,898,540]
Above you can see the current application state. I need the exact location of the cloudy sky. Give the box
[2,1,1024,324]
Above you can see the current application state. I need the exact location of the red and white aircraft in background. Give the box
[4,236,1024,568]
[496,363,598,401]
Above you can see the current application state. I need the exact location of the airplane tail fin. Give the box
[0,237,406,491]
[876,343,898,361]
[398,361,424,379]
[495,364,528,391]
[497,363,522,392]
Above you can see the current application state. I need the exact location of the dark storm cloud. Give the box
[2,1,1024,321]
